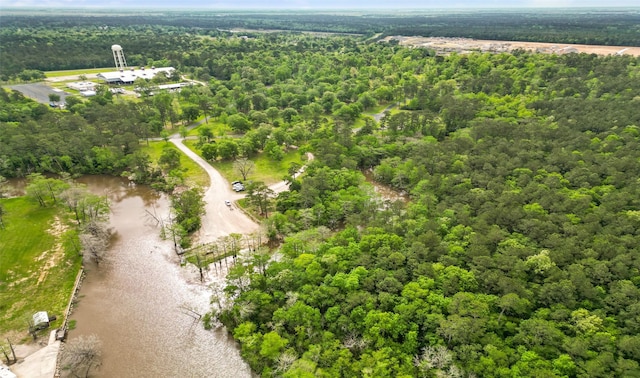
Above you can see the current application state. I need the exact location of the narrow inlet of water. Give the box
[67,176,251,378]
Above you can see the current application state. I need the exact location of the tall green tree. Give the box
[245,181,274,217]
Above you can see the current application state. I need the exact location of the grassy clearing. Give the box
[140,141,209,188]
[184,140,303,185]
[0,197,81,341]
[45,67,113,78]
[363,103,390,115]
[189,120,232,137]
[352,118,366,129]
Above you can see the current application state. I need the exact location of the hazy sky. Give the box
[1,0,638,8]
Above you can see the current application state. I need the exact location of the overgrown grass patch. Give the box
[0,197,81,341]
[140,141,209,188]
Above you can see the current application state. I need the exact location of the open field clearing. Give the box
[183,139,303,185]
[0,197,80,342]
[44,67,113,78]
[383,36,640,56]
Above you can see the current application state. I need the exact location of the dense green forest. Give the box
[2,16,640,377]
[1,9,640,80]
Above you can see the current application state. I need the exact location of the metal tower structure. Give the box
[111,44,128,71]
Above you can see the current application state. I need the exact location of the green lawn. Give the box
[184,139,303,185]
[352,118,366,129]
[189,120,232,137]
[140,141,209,188]
[363,103,391,115]
[0,197,81,341]
[45,67,114,78]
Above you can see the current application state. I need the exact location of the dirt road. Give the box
[170,137,259,243]
[269,152,314,194]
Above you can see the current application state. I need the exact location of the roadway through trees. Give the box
[170,134,314,243]
[170,136,259,242]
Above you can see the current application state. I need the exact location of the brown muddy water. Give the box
[363,170,409,203]
[68,176,251,378]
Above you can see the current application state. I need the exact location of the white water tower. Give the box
[111,44,128,71]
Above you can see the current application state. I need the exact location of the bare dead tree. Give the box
[413,345,465,378]
[80,234,107,267]
[179,303,202,323]
[233,157,255,181]
[275,350,297,375]
[60,185,110,225]
[80,221,110,268]
[6,339,16,363]
[1,346,9,365]
[144,208,162,225]
[60,334,102,378]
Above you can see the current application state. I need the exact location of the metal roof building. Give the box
[97,67,174,84]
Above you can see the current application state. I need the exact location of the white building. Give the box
[67,81,96,91]
[80,90,97,97]
[97,66,175,85]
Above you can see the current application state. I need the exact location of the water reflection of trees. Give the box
[108,184,163,208]
[77,175,163,207]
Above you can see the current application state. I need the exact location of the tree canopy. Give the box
[1,15,640,377]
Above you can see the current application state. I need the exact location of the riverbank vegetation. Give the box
[1,11,640,377]
[0,196,81,341]
[1,173,111,342]
[141,141,209,188]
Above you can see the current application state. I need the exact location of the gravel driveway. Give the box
[170,137,260,243]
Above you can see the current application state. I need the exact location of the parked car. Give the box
[232,181,245,191]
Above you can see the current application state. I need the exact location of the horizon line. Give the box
[2,5,640,10]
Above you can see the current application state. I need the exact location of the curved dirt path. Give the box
[269,152,315,194]
[170,137,259,243]
[373,103,399,122]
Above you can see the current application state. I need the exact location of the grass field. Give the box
[0,197,81,342]
[183,140,303,185]
[140,140,209,188]
[363,103,390,115]
[44,67,113,78]
[352,118,366,129]
[189,120,232,137]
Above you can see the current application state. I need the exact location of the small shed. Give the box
[32,311,50,330]
[80,90,97,97]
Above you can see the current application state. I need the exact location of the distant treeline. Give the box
[1,9,639,79]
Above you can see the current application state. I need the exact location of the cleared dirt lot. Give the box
[383,36,640,56]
